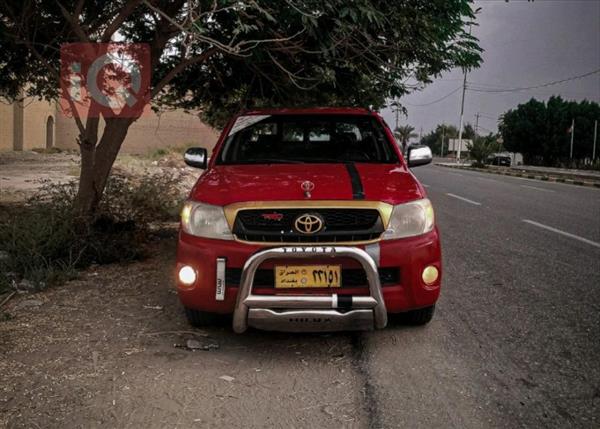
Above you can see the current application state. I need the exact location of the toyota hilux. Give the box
[176,107,441,333]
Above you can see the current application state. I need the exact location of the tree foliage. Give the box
[466,133,501,167]
[1,1,482,125]
[0,0,482,215]
[394,125,417,152]
[499,96,600,167]
[462,123,477,141]
[421,124,459,155]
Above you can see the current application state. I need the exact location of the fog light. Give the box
[422,265,439,285]
[179,265,197,285]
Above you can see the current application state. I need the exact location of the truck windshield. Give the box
[217,115,398,164]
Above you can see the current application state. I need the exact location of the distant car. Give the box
[487,155,511,166]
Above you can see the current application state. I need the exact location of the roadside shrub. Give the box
[0,173,183,292]
[151,148,169,158]
[467,135,502,168]
[149,144,194,159]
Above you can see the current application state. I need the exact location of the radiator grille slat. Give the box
[233,208,384,243]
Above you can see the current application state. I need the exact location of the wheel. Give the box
[184,307,220,327]
[404,305,435,325]
[388,305,436,326]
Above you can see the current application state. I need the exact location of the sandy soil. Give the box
[0,237,367,428]
[0,151,81,203]
[0,151,199,203]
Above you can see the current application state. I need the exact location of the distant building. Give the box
[447,138,472,155]
[0,97,219,154]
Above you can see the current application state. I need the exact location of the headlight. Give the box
[382,198,435,240]
[181,201,234,240]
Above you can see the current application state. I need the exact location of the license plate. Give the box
[274,265,341,288]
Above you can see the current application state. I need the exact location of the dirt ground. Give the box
[0,151,366,428]
[0,151,80,203]
[0,236,369,428]
[0,150,198,203]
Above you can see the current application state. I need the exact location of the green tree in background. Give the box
[462,123,477,140]
[394,125,418,152]
[467,134,501,167]
[421,124,459,156]
[500,96,599,167]
[0,0,482,217]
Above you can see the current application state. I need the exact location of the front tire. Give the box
[404,305,435,325]
[184,307,219,327]
[389,305,436,326]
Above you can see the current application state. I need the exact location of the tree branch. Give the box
[55,0,90,42]
[101,0,143,42]
[151,47,218,98]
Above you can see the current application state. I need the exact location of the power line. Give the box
[467,68,600,94]
[403,86,462,107]
[477,125,495,134]
[468,81,595,98]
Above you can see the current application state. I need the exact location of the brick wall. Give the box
[22,99,55,151]
[0,103,13,151]
[1,98,220,154]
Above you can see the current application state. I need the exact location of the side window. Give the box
[249,122,277,142]
[308,124,330,142]
[336,122,361,141]
[282,123,304,142]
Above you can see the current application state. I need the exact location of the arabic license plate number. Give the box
[274,265,341,288]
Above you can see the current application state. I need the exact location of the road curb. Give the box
[434,164,600,188]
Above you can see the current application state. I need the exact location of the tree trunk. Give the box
[74,117,134,218]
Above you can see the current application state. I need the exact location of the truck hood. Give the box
[189,163,425,206]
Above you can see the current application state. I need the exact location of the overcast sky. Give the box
[381,0,600,137]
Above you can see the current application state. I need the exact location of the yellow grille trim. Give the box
[223,200,393,245]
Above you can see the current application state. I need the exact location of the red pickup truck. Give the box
[176,108,441,333]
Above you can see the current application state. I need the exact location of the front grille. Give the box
[233,208,384,243]
[226,267,399,288]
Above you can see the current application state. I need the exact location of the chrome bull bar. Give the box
[232,246,388,333]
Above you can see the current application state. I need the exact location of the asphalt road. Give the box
[2,164,599,428]
[366,164,600,428]
[192,165,600,428]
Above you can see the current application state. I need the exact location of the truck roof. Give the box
[240,107,375,116]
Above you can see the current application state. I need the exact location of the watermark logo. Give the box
[60,43,150,118]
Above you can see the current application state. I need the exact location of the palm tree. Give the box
[394,125,418,153]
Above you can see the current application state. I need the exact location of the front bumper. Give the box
[232,246,387,333]
[176,228,442,330]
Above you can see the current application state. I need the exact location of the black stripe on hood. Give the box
[345,163,365,200]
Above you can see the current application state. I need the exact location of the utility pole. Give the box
[455,25,473,163]
[456,66,468,163]
[455,12,479,162]
[593,119,597,161]
[395,104,399,131]
[475,112,480,136]
[419,126,423,144]
[441,125,446,158]
[569,118,575,160]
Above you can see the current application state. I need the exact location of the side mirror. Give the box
[407,144,433,168]
[184,147,208,169]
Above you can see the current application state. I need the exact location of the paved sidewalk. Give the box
[434,162,600,188]
[509,164,600,180]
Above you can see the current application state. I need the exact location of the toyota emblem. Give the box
[301,180,315,198]
[294,213,324,235]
